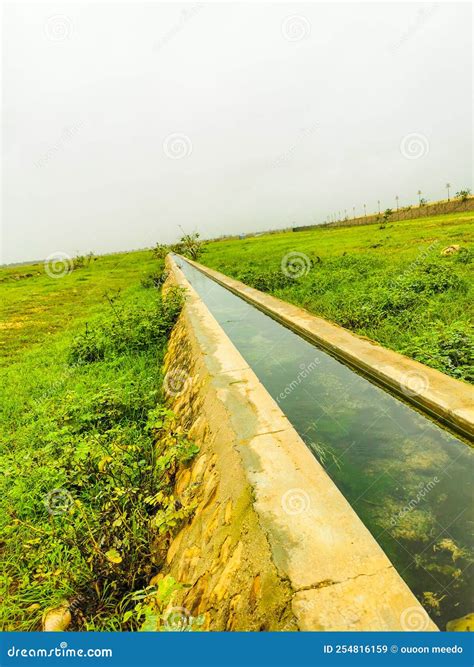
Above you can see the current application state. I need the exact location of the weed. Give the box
[0,259,195,631]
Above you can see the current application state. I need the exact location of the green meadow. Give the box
[201,212,474,382]
[0,251,197,630]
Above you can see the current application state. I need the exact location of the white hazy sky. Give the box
[1,1,472,263]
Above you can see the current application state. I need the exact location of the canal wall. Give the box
[156,254,438,631]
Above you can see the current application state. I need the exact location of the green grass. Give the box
[0,252,197,631]
[200,212,474,382]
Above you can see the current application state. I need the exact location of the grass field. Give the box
[0,211,472,631]
[0,251,197,630]
[201,212,474,383]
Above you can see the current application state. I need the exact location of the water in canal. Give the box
[175,257,473,630]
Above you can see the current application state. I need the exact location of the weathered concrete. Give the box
[158,254,438,631]
[183,257,474,442]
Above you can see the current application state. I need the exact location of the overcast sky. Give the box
[1,2,472,263]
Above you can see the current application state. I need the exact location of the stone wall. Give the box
[157,280,297,631]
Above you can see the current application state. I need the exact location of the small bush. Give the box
[69,288,183,364]
[140,270,168,289]
[237,268,294,292]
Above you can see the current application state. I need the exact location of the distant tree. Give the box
[383,208,393,222]
[173,232,203,260]
[420,197,428,206]
[446,182,451,201]
[417,189,422,205]
[455,188,471,202]
[152,243,169,259]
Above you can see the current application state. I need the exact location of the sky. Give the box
[1,1,472,263]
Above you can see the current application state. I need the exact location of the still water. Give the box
[176,257,473,630]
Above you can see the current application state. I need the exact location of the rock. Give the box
[211,542,243,603]
[191,455,208,483]
[166,530,185,565]
[441,244,460,256]
[203,506,221,542]
[175,469,191,496]
[224,499,233,524]
[218,536,232,565]
[446,612,474,631]
[42,602,72,631]
[249,574,261,606]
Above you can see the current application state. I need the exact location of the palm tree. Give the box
[417,190,422,206]
[377,200,381,214]
[446,182,451,201]
[363,204,367,217]
[395,195,399,211]
[353,206,356,219]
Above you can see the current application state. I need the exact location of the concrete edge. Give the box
[181,256,474,442]
[166,254,438,631]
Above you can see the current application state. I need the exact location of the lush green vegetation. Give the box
[0,252,197,630]
[201,212,473,382]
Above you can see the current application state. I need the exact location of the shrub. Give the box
[140,270,168,289]
[69,288,183,364]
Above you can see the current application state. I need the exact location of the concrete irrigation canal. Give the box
[162,254,473,631]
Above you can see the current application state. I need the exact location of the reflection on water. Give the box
[177,258,474,630]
